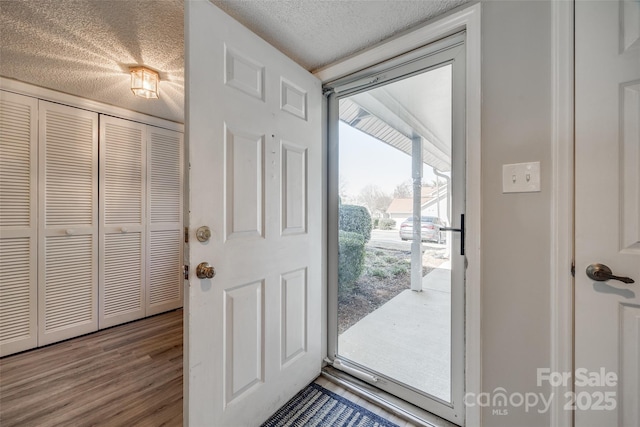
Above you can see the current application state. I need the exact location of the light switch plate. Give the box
[502,162,541,193]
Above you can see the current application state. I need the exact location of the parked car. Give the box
[399,216,446,243]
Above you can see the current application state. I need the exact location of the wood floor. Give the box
[0,309,183,427]
[1,309,413,427]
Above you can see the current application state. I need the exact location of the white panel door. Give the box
[0,91,38,356]
[38,100,98,346]
[186,1,322,425]
[146,126,183,315]
[99,115,146,328]
[575,1,640,426]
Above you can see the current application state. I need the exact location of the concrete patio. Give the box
[338,261,452,402]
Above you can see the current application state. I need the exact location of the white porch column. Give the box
[411,136,423,291]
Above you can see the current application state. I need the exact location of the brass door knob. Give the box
[196,262,215,279]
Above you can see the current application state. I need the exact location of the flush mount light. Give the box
[130,66,159,99]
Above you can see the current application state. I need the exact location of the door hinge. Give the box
[183,265,189,280]
[184,227,189,243]
[571,261,575,277]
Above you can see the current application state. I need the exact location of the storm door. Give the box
[326,33,466,425]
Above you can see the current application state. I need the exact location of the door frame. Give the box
[549,2,574,427]
[315,4,481,425]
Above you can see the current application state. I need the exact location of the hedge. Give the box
[338,230,365,291]
[339,204,372,242]
[378,218,396,230]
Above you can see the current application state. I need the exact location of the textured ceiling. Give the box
[0,0,184,123]
[210,0,469,72]
[0,0,468,124]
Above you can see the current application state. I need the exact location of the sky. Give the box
[338,122,442,199]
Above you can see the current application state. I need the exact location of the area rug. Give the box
[261,382,400,427]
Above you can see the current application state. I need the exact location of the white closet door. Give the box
[38,101,98,345]
[99,116,146,328]
[0,91,38,356]
[146,126,183,315]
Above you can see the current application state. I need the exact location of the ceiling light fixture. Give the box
[130,66,159,99]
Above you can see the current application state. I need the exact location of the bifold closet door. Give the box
[99,116,146,328]
[38,101,98,346]
[0,91,38,356]
[146,126,183,315]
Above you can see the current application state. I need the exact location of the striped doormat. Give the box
[261,382,400,427]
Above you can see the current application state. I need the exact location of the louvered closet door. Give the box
[38,101,98,346]
[146,126,183,315]
[0,91,38,356]
[99,116,146,328]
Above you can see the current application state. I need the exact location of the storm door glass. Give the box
[328,34,465,425]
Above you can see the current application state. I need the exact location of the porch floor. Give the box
[338,262,451,402]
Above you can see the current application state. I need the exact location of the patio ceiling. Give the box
[339,64,452,172]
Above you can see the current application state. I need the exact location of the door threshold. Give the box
[321,366,459,427]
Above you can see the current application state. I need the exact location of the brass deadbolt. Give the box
[196,226,211,243]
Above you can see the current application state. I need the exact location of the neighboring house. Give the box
[386,185,449,228]
[386,198,413,227]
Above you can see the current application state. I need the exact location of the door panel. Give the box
[620,305,640,424]
[0,91,38,356]
[147,229,182,310]
[38,101,98,346]
[186,1,322,425]
[224,279,265,405]
[99,116,146,328]
[146,126,183,315]
[224,127,264,240]
[281,267,308,365]
[224,46,265,101]
[281,142,307,235]
[102,233,143,321]
[575,1,640,426]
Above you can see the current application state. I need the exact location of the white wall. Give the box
[480,1,552,426]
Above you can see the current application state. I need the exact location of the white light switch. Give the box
[502,162,541,193]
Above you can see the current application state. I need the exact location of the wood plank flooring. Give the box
[0,309,183,427]
[1,309,413,427]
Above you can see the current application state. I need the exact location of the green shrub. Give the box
[370,268,389,279]
[378,218,396,230]
[339,205,372,242]
[338,230,366,291]
[390,264,409,276]
[373,218,379,228]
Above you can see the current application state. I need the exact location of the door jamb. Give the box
[315,3,482,425]
[550,2,574,427]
